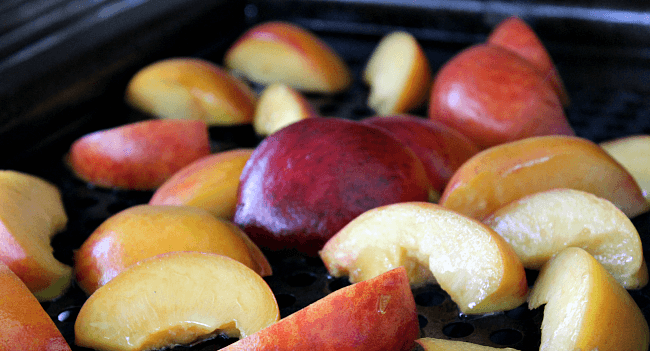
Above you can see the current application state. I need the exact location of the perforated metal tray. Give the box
[4,0,650,350]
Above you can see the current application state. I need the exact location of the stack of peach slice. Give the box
[74,204,271,295]
[0,170,71,301]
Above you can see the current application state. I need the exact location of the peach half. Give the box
[484,188,647,289]
[74,251,280,351]
[0,261,71,351]
[0,170,71,301]
[439,135,649,220]
[320,202,528,314]
[416,338,518,350]
[222,267,419,351]
[601,134,650,202]
[253,83,318,136]
[363,31,432,115]
[224,21,352,93]
[149,148,254,220]
[529,247,649,351]
[125,57,257,126]
[74,204,271,295]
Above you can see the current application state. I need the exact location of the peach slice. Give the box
[484,188,647,289]
[439,135,649,220]
[416,338,518,350]
[600,134,650,201]
[224,21,352,93]
[125,57,257,125]
[74,251,280,351]
[0,261,71,350]
[253,83,318,136]
[363,31,432,115]
[67,119,211,190]
[487,16,569,107]
[319,202,528,314]
[149,148,254,220]
[222,267,419,351]
[528,247,649,351]
[0,170,71,301]
[74,204,271,295]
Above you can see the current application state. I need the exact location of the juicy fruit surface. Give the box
[440,135,649,220]
[74,252,280,351]
[222,267,420,351]
[67,119,211,190]
[74,204,271,295]
[484,188,647,289]
[253,83,318,136]
[601,134,650,201]
[529,247,649,351]
[234,117,433,255]
[0,170,71,301]
[0,262,71,351]
[320,202,528,314]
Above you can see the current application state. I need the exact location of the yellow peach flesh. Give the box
[484,188,647,289]
[529,247,649,351]
[320,201,527,314]
[74,252,280,351]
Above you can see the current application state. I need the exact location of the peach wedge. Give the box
[484,188,647,289]
[74,204,271,295]
[601,134,650,202]
[149,148,254,220]
[416,338,518,351]
[75,251,280,351]
[529,247,649,351]
[125,58,257,126]
[224,21,352,93]
[440,135,649,220]
[253,83,318,136]
[222,267,419,351]
[0,170,71,301]
[320,202,528,314]
[0,261,71,350]
[363,31,432,115]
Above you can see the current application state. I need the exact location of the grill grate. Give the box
[4,1,650,350]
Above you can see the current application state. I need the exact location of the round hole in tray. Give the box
[328,276,351,292]
[490,328,524,346]
[275,293,297,308]
[442,322,474,338]
[285,272,318,287]
[418,314,429,329]
[414,288,446,307]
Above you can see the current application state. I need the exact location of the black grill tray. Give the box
[4,1,650,350]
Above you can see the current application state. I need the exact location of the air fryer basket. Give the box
[3,0,650,350]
